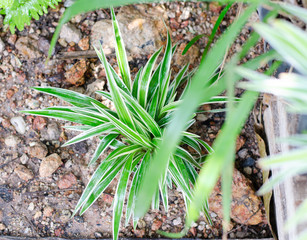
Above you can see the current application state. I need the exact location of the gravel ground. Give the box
[0,1,271,239]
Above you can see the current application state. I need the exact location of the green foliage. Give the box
[21,9,236,240]
[1,0,61,33]
[236,3,307,239]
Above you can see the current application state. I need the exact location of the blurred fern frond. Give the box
[0,0,61,33]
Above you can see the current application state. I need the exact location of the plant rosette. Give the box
[22,8,229,240]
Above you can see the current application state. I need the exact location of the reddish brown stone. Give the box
[151,219,162,231]
[33,116,47,131]
[14,164,34,181]
[102,194,114,204]
[236,136,245,151]
[78,37,89,50]
[133,229,145,238]
[209,168,265,225]
[6,89,15,99]
[57,173,77,189]
[65,59,87,86]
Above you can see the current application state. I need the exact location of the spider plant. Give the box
[22,9,232,240]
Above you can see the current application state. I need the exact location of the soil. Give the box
[0,1,272,239]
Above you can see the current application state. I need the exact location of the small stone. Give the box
[0,223,6,231]
[40,122,61,141]
[210,212,217,218]
[85,79,105,96]
[137,219,146,228]
[151,219,162,231]
[57,173,77,189]
[197,224,205,231]
[0,38,5,53]
[238,148,249,159]
[133,229,145,238]
[209,168,265,225]
[6,89,15,99]
[74,215,84,223]
[197,114,208,122]
[65,59,87,86]
[244,167,252,175]
[28,142,48,159]
[32,116,47,131]
[38,37,52,56]
[209,2,222,13]
[33,211,42,219]
[242,157,256,168]
[60,23,82,44]
[28,202,35,211]
[39,153,63,177]
[173,217,182,226]
[58,38,68,47]
[14,164,34,181]
[10,116,26,134]
[15,36,40,59]
[180,8,191,20]
[236,136,245,151]
[102,194,114,204]
[94,232,103,238]
[60,209,71,223]
[189,227,197,236]
[5,135,20,147]
[78,37,89,50]
[43,206,54,217]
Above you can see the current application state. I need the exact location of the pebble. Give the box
[28,202,35,211]
[10,116,26,134]
[0,223,6,231]
[197,114,209,122]
[39,153,63,177]
[14,164,34,181]
[40,122,61,141]
[94,232,103,238]
[34,211,42,219]
[65,59,87,86]
[242,157,256,167]
[60,23,82,44]
[180,8,191,20]
[57,173,77,189]
[151,219,162,231]
[60,209,71,223]
[85,79,105,96]
[244,167,253,175]
[28,141,48,159]
[32,116,47,131]
[43,206,54,217]
[172,217,182,226]
[78,37,89,51]
[0,38,5,53]
[15,36,41,59]
[4,135,20,147]
[238,148,249,159]
[209,168,265,225]
[38,37,51,56]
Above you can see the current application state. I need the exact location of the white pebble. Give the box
[10,116,26,134]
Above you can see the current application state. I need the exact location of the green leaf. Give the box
[138,47,162,108]
[132,67,143,99]
[21,108,104,126]
[89,134,119,165]
[113,154,133,240]
[79,156,127,215]
[182,34,205,56]
[134,3,260,220]
[32,87,107,109]
[120,89,162,138]
[93,103,153,148]
[95,45,136,130]
[175,147,202,169]
[111,8,131,90]
[62,123,118,147]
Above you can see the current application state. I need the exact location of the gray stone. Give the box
[60,23,82,44]
[20,154,29,164]
[173,217,182,226]
[180,7,191,20]
[10,116,26,134]
[40,122,61,141]
[238,148,249,159]
[90,5,167,57]
[15,36,41,59]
